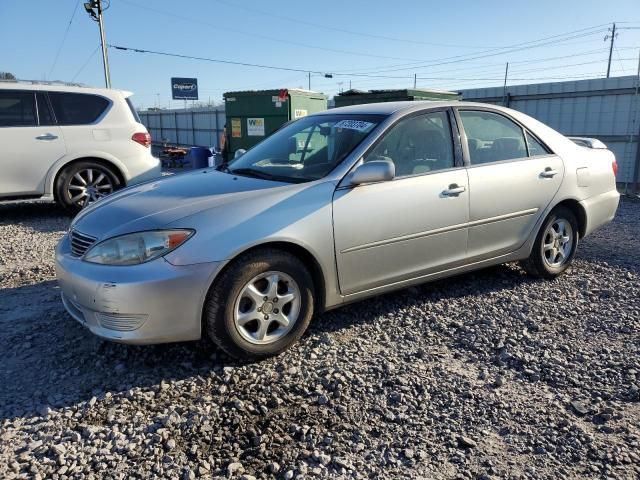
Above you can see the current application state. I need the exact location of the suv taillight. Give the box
[612,160,618,177]
[132,132,151,148]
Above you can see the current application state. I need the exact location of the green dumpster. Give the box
[333,88,460,108]
[224,89,327,155]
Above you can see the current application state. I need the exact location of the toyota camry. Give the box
[55,101,620,360]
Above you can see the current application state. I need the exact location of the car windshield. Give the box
[225,114,383,183]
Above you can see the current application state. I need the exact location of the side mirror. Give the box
[234,149,246,159]
[350,160,395,185]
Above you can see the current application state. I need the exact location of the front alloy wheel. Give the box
[205,248,315,360]
[233,271,301,345]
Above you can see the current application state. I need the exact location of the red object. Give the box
[278,89,288,102]
[612,160,618,177]
[132,132,151,148]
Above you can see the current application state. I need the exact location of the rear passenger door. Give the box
[48,91,111,155]
[0,90,65,196]
[456,108,564,261]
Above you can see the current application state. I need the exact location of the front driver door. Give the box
[333,109,469,296]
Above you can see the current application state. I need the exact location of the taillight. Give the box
[612,160,618,177]
[132,132,151,148]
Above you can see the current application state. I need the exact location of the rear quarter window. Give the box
[48,92,110,125]
[125,97,141,123]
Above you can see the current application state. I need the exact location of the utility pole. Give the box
[414,73,417,89]
[308,72,311,90]
[605,23,618,78]
[502,62,509,106]
[83,0,111,88]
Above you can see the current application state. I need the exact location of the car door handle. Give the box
[442,184,466,196]
[540,167,559,178]
[36,133,58,141]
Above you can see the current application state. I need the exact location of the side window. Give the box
[0,91,37,127]
[36,93,55,126]
[459,110,527,164]
[526,131,550,156]
[48,92,110,125]
[365,111,454,177]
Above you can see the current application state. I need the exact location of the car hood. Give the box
[71,169,289,240]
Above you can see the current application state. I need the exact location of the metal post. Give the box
[502,62,509,106]
[96,0,111,88]
[632,50,640,195]
[606,23,617,78]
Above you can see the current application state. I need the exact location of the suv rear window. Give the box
[0,91,37,127]
[48,92,110,125]
[125,97,141,123]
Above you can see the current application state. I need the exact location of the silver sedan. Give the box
[55,101,620,360]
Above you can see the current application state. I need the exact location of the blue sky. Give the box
[1,0,639,109]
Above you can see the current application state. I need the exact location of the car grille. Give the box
[70,229,97,257]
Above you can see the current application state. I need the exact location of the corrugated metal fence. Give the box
[460,75,640,189]
[137,76,640,189]
[138,107,226,150]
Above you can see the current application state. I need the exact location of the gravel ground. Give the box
[0,198,638,479]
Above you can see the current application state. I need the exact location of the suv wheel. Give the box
[55,161,121,213]
[204,248,315,361]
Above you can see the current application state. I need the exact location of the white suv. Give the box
[0,81,161,212]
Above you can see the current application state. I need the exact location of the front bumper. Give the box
[55,234,222,344]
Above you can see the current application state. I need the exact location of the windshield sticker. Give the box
[334,120,375,132]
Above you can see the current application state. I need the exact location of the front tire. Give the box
[204,248,315,361]
[55,161,121,213]
[520,206,579,279]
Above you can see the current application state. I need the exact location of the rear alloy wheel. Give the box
[204,248,315,360]
[56,161,120,213]
[521,206,578,279]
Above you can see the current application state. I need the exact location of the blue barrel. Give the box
[186,146,211,169]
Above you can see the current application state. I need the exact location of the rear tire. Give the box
[520,206,578,279]
[204,248,315,361]
[55,161,121,214]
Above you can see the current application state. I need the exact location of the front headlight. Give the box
[83,229,194,265]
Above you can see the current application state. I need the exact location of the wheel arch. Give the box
[51,156,127,202]
[551,198,587,239]
[205,240,328,316]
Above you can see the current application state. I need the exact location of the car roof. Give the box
[314,100,501,116]
[0,81,132,97]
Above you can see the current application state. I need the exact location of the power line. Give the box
[210,0,504,50]
[71,44,101,81]
[48,0,81,79]
[333,24,612,74]
[119,0,439,63]
[109,44,632,84]
[346,29,610,75]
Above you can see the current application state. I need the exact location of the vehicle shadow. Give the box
[0,265,529,422]
[0,252,635,422]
